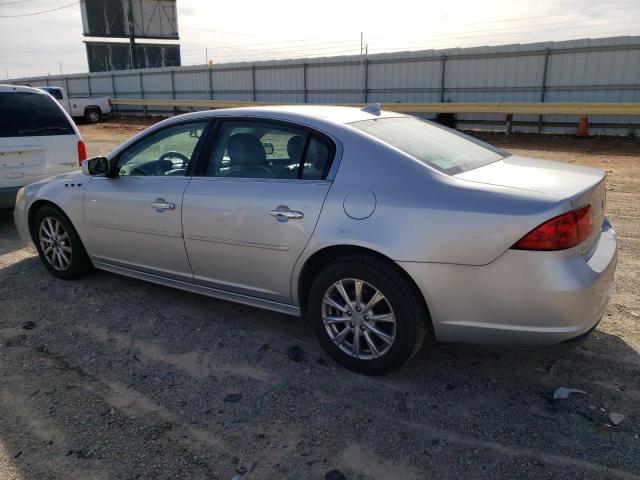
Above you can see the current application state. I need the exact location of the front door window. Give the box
[117,122,207,177]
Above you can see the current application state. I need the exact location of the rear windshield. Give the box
[0,91,74,138]
[349,117,505,175]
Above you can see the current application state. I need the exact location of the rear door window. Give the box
[0,91,74,137]
[207,120,333,180]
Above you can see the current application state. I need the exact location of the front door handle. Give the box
[152,198,176,211]
[270,208,304,221]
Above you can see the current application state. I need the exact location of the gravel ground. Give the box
[0,118,639,480]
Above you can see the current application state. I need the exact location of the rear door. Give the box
[182,118,335,303]
[0,89,79,191]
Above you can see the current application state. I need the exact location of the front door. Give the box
[182,119,335,303]
[83,120,208,280]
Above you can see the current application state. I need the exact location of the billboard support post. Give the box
[127,0,138,69]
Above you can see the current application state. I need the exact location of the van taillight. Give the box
[77,140,87,166]
[511,205,593,251]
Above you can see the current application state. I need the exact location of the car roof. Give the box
[0,84,48,95]
[173,104,406,127]
[230,105,405,124]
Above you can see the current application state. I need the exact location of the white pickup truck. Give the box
[40,86,112,124]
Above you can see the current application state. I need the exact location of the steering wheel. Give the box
[158,151,190,175]
[118,164,146,176]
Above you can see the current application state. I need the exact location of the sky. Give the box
[1,0,639,79]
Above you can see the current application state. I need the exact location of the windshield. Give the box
[349,117,506,175]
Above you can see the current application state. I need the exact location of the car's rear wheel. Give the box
[308,255,429,375]
[33,205,93,280]
[84,108,101,124]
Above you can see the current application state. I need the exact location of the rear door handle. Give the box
[270,208,304,221]
[152,198,176,211]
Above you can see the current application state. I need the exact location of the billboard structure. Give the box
[85,42,181,71]
[80,0,180,72]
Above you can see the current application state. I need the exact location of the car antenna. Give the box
[361,103,381,116]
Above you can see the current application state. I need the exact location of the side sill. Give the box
[93,260,301,317]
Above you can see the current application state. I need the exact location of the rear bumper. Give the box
[400,219,617,347]
[0,186,21,209]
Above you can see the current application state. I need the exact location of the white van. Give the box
[0,85,86,209]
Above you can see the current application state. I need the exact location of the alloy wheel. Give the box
[39,217,72,271]
[322,278,397,359]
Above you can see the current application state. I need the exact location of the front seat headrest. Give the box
[227,133,266,165]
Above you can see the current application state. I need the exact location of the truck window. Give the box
[41,87,64,100]
[0,92,75,137]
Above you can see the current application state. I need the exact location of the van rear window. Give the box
[0,91,74,137]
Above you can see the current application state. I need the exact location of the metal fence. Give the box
[10,35,640,135]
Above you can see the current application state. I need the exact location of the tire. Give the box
[308,254,429,375]
[84,108,101,124]
[32,205,93,280]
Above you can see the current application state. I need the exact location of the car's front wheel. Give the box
[308,255,429,375]
[33,205,93,280]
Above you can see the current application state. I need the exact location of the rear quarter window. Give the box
[0,91,75,138]
[349,117,505,175]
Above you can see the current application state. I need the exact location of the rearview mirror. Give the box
[262,142,274,155]
[82,156,109,176]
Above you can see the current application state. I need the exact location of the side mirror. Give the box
[262,142,274,155]
[82,156,110,176]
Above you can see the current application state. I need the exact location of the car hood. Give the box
[454,155,604,204]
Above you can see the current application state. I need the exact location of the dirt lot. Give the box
[1,118,639,479]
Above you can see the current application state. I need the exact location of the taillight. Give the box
[511,205,593,251]
[77,140,87,166]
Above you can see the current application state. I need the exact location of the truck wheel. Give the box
[84,108,101,124]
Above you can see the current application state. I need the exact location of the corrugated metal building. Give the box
[11,35,640,135]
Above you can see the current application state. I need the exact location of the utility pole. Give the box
[127,0,138,69]
[58,61,63,75]
[205,47,208,65]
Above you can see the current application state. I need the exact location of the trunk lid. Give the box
[455,155,607,257]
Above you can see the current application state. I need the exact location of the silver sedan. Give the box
[13,105,617,374]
